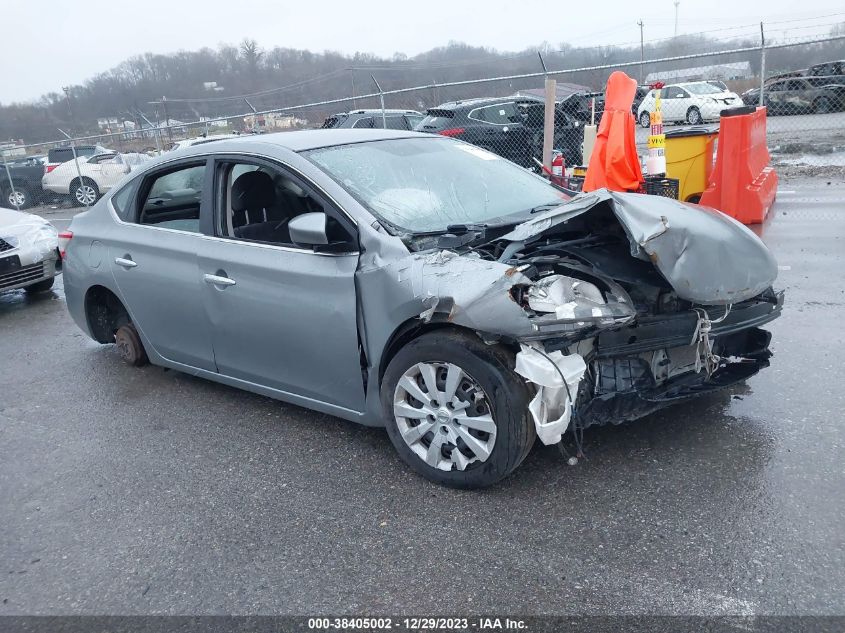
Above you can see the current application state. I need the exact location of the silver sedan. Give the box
[62,130,782,487]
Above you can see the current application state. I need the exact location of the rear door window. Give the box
[137,163,207,232]
[373,116,409,130]
[110,183,136,221]
[417,110,455,131]
[352,117,375,129]
[405,114,423,129]
[469,103,520,125]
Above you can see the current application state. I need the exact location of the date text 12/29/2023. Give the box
[307,617,528,631]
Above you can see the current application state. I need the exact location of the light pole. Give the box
[674,1,680,37]
[637,20,645,84]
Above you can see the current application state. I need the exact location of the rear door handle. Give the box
[114,257,137,268]
[203,273,236,287]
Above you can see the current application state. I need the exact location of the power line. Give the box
[151,68,350,104]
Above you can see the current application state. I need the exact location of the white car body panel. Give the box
[41,153,149,196]
[637,81,744,124]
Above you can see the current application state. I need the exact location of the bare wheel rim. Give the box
[8,190,25,207]
[393,361,497,472]
[75,184,96,205]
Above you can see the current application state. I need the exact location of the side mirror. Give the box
[289,212,329,246]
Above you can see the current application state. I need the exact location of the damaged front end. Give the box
[362,189,782,445]
[501,190,782,442]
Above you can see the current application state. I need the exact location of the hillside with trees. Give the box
[1,26,843,144]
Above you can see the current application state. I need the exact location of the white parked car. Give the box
[0,206,61,294]
[637,81,744,127]
[41,152,151,206]
[166,134,246,152]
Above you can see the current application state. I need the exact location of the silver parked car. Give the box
[0,206,61,294]
[63,130,782,487]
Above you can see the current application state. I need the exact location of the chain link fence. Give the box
[2,33,844,212]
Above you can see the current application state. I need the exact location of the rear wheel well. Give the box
[84,285,131,343]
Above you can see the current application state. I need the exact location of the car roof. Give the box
[430,96,524,110]
[169,128,429,155]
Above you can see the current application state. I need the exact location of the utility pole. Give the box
[62,86,75,131]
[759,22,766,107]
[350,68,356,109]
[637,20,645,84]
[161,96,172,142]
[674,2,680,37]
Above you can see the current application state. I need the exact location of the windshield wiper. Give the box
[412,223,488,236]
[529,202,566,214]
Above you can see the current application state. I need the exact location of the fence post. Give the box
[539,52,556,174]
[244,98,257,133]
[162,96,173,143]
[137,112,161,153]
[2,150,21,211]
[759,22,766,107]
[371,75,387,129]
[58,128,90,207]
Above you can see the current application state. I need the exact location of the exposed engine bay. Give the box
[386,190,783,445]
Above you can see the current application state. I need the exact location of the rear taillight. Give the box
[58,231,73,259]
[437,128,465,137]
[45,164,58,173]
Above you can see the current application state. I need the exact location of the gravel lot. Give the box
[1,182,843,616]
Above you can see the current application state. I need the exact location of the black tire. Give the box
[115,323,148,367]
[814,96,832,114]
[686,106,702,125]
[381,329,535,488]
[639,111,651,128]
[71,178,100,206]
[24,277,54,293]
[3,185,32,210]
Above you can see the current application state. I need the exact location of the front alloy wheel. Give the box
[382,329,535,488]
[393,361,497,472]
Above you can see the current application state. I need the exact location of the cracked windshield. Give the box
[305,137,570,233]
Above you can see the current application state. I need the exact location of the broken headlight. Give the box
[522,274,635,331]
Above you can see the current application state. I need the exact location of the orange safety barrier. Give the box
[583,71,643,193]
[699,106,778,224]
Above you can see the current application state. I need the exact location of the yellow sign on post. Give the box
[646,89,666,176]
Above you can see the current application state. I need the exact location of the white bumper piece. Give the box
[514,344,587,445]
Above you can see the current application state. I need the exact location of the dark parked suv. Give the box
[321,109,424,130]
[414,97,583,168]
[45,145,104,174]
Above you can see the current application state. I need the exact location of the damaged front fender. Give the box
[500,189,778,305]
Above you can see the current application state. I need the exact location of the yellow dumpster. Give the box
[664,126,719,203]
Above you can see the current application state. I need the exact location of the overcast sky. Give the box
[0,1,842,103]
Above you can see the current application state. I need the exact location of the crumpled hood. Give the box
[500,189,777,305]
[0,206,58,254]
[0,206,50,229]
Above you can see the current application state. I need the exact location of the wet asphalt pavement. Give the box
[1,184,843,616]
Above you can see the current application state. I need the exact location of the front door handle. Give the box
[114,257,137,268]
[203,273,236,287]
